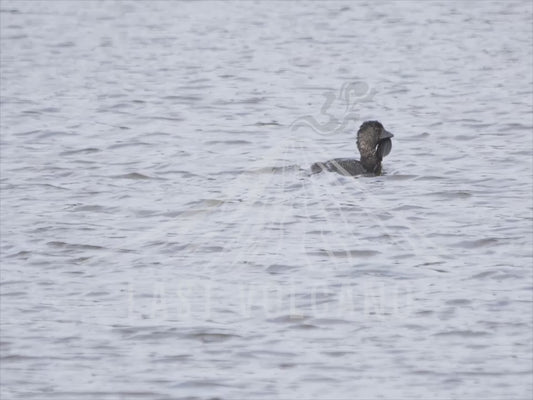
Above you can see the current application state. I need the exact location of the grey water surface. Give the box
[1,1,532,399]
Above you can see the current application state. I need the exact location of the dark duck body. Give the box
[311,121,394,176]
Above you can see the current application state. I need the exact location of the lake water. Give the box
[1,1,532,399]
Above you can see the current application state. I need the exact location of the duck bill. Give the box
[379,129,394,140]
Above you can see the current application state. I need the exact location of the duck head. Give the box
[356,121,394,174]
